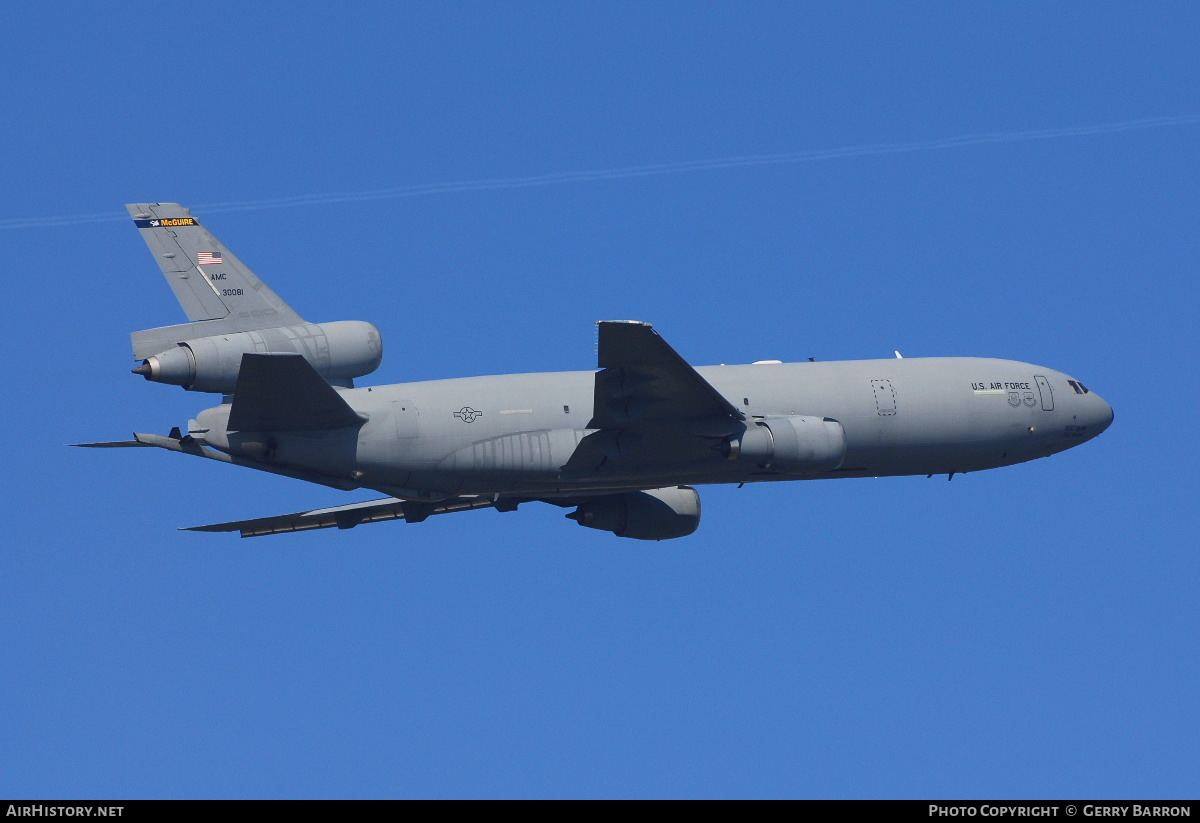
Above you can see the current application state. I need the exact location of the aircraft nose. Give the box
[1086,392,1114,437]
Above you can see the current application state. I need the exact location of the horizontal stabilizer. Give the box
[132,318,262,361]
[185,495,502,538]
[72,428,361,491]
[227,353,366,432]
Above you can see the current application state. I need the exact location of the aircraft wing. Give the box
[557,321,745,473]
[588,321,744,431]
[184,495,504,538]
[70,439,156,448]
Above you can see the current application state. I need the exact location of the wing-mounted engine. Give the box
[567,486,701,540]
[132,320,382,393]
[721,415,846,473]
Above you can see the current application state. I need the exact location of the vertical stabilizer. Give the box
[127,203,304,327]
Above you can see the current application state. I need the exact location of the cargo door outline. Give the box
[1034,376,1054,411]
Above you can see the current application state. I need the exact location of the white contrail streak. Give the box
[5,113,1199,230]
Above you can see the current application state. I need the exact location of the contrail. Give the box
[6,113,1199,230]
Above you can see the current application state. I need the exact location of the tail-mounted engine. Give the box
[132,320,382,393]
[720,415,846,473]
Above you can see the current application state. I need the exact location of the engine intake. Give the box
[723,415,846,473]
[568,486,701,541]
[133,320,382,393]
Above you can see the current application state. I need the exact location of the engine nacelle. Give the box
[133,320,382,393]
[724,415,846,473]
[567,486,701,541]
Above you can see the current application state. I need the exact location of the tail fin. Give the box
[127,203,305,357]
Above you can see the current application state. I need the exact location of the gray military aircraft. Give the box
[78,203,1113,540]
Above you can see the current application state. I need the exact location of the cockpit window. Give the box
[1067,380,1091,395]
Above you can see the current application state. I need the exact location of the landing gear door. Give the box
[1034,375,1054,411]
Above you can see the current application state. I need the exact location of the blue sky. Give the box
[2,3,1197,798]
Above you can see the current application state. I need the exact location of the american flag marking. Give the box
[197,251,223,265]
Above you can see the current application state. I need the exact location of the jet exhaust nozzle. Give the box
[131,347,196,388]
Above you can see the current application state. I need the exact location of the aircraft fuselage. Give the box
[192,355,1113,499]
